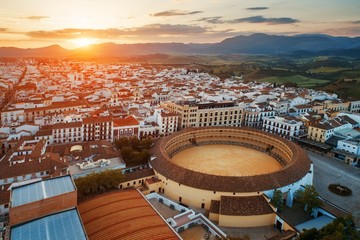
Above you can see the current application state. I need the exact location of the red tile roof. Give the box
[113,116,139,127]
[78,189,180,240]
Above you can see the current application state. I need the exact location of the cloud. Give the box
[322,27,360,37]
[351,20,360,24]
[134,24,206,35]
[0,28,8,32]
[26,16,50,21]
[26,24,208,39]
[246,7,268,11]
[198,15,299,25]
[229,16,299,24]
[151,10,202,17]
[197,17,224,24]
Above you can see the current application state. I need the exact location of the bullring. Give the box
[150,127,313,227]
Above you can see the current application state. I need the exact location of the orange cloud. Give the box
[26,16,50,21]
[26,24,208,39]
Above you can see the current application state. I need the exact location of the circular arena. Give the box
[150,127,312,228]
[152,127,311,193]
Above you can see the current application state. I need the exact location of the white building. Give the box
[52,122,83,144]
[262,116,303,140]
[349,100,360,113]
[337,139,360,156]
[154,108,179,137]
[242,107,275,128]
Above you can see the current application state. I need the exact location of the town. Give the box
[0,59,359,240]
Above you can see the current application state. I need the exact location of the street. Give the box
[307,151,360,226]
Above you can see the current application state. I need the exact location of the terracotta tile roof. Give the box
[210,200,220,214]
[78,189,180,240]
[52,121,82,129]
[123,168,155,182]
[46,140,121,161]
[0,138,68,179]
[0,152,68,180]
[35,129,52,136]
[113,116,139,127]
[220,195,274,216]
[83,116,113,124]
[24,100,87,113]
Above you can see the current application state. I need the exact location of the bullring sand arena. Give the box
[171,144,282,176]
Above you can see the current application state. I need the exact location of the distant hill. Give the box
[1,33,360,57]
[0,44,68,57]
[212,34,360,54]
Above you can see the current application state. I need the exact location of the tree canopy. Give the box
[295,185,323,215]
[114,137,152,166]
[74,169,125,200]
[271,189,284,211]
[297,216,360,240]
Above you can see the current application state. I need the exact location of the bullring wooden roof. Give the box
[151,127,311,193]
[78,189,180,240]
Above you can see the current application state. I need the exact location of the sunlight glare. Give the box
[72,38,95,47]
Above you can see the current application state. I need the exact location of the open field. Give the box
[171,144,282,176]
[309,67,350,73]
[256,75,330,88]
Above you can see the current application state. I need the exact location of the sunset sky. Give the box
[1,0,360,49]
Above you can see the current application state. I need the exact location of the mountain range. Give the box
[1,33,360,58]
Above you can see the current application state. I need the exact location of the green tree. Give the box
[120,146,133,160]
[271,190,283,211]
[295,185,323,216]
[140,138,153,149]
[74,170,125,199]
[296,216,360,240]
[297,228,319,240]
[319,216,360,240]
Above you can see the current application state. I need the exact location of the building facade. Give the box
[161,100,244,129]
[262,116,303,140]
[83,116,113,142]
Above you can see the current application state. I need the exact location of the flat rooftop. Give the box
[11,175,75,207]
[11,208,87,240]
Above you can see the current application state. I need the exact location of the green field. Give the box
[256,75,330,88]
[309,67,350,73]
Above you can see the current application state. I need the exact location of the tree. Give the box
[295,185,323,216]
[74,170,125,199]
[116,137,153,166]
[120,146,133,160]
[297,228,318,240]
[296,216,360,240]
[271,190,283,211]
[319,216,360,240]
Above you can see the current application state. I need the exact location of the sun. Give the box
[72,38,95,47]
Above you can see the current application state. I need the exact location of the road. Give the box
[307,151,360,226]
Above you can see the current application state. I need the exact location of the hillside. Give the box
[1,33,360,58]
